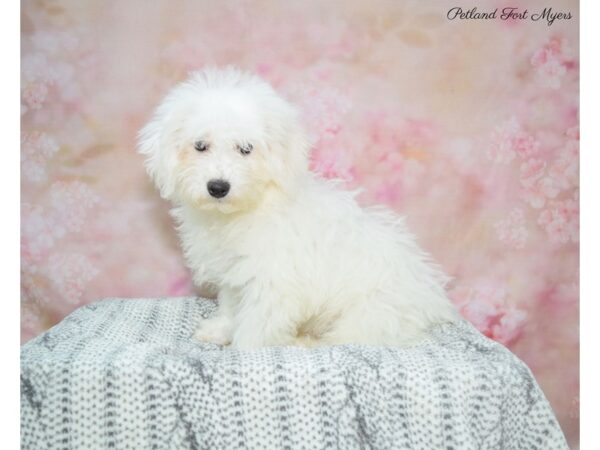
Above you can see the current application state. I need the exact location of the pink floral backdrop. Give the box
[21,0,579,446]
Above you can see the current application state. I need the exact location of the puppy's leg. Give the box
[194,288,236,345]
[230,289,301,349]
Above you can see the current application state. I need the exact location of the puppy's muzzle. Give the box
[207,179,231,199]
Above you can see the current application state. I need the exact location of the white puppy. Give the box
[138,67,458,349]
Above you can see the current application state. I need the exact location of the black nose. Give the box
[207,179,230,198]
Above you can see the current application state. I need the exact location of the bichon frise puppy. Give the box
[138,67,458,349]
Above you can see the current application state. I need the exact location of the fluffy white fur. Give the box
[138,67,458,349]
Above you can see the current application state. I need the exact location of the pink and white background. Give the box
[21,0,579,446]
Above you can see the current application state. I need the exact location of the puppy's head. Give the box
[138,67,310,214]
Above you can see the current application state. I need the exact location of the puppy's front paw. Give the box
[193,316,233,345]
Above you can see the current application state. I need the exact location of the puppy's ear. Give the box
[284,120,311,179]
[265,101,311,192]
[137,110,177,200]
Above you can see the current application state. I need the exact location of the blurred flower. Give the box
[309,148,356,181]
[519,158,545,188]
[45,253,99,305]
[566,125,579,140]
[21,203,58,263]
[22,81,48,111]
[21,131,60,183]
[549,131,579,190]
[520,176,560,209]
[488,117,540,164]
[494,208,529,249]
[490,309,527,345]
[286,78,351,145]
[531,36,574,89]
[451,281,527,345]
[538,197,579,244]
[49,181,100,234]
[21,302,44,342]
[21,181,99,268]
[569,396,580,420]
[373,180,403,206]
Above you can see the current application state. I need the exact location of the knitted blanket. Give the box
[21,297,568,449]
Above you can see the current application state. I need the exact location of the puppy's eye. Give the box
[238,143,253,155]
[194,140,209,152]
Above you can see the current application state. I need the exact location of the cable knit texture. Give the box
[21,297,568,449]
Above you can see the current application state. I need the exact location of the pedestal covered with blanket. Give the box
[21,297,568,449]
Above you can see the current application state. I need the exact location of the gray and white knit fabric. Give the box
[21,297,568,449]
